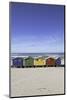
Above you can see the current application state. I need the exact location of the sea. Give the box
[11,53,64,58]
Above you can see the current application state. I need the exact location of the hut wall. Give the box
[23,58,25,66]
[25,57,34,66]
[61,58,64,65]
[13,58,23,68]
[46,58,55,66]
[55,58,61,65]
[44,60,46,65]
[34,58,45,66]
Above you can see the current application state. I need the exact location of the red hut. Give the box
[46,57,55,67]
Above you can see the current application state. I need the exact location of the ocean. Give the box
[11,53,64,58]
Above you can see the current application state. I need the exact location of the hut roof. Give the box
[46,57,55,60]
[34,56,45,60]
[13,57,23,60]
[25,56,34,60]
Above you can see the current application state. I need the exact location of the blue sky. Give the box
[10,2,64,53]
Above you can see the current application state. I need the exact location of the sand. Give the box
[10,67,64,97]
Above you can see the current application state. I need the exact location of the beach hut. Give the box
[46,57,55,67]
[55,57,61,66]
[34,57,46,67]
[13,57,23,68]
[61,57,64,66]
[25,56,34,67]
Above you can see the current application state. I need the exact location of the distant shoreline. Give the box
[11,52,64,57]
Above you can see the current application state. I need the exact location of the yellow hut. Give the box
[34,57,46,67]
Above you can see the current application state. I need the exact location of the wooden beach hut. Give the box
[55,57,61,66]
[25,56,34,67]
[34,57,46,67]
[13,57,23,68]
[46,57,55,67]
[61,56,64,66]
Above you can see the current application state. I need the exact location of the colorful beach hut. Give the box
[13,57,23,68]
[34,57,46,67]
[25,56,34,67]
[61,57,64,66]
[46,57,55,67]
[55,57,61,66]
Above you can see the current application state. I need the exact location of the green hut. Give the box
[25,56,34,67]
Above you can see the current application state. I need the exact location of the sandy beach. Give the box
[10,67,64,97]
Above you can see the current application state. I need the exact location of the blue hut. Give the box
[13,57,23,68]
[55,57,61,66]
